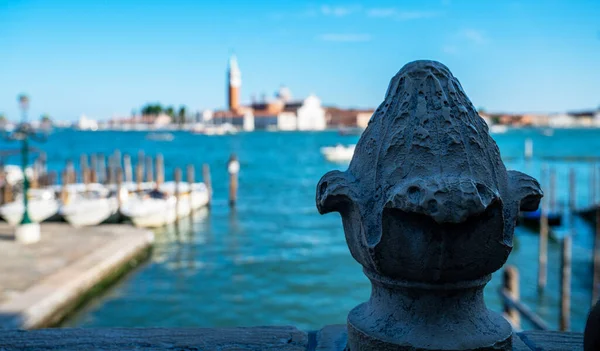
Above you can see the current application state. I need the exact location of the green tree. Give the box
[140,103,164,116]
[164,106,175,118]
[177,106,186,125]
[40,114,51,123]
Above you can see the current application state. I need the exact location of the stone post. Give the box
[316,61,543,351]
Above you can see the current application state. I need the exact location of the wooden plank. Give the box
[0,327,308,351]
[513,333,533,351]
[499,288,550,331]
[519,331,583,351]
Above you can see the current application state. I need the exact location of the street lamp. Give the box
[1,94,47,243]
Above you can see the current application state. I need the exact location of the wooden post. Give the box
[60,170,68,203]
[503,265,520,329]
[145,156,154,184]
[30,162,39,189]
[569,168,576,212]
[174,167,181,221]
[155,154,164,187]
[187,164,195,209]
[560,235,572,331]
[549,168,557,213]
[135,162,143,192]
[228,154,239,208]
[3,182,12,204]
[80,154,88,184]
[116,167,123,210]
[38,151,47,186]
[48,170,57,186]
[113,149,122,168]
[66,160,75,184]
[591,164,597,206]
[98,154,106,184]
[538,169,549,293]
[90,154,98,183]
[524,138,533,160]
[593,208,600,304]
[123,154,133,184]
[137,150,145,178]
[83,166,90,191]
[203,163,212,206]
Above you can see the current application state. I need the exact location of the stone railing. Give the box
[1,60,598,351]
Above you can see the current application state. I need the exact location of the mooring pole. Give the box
[228,154,239,208]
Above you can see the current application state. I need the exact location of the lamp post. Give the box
[2,94,47,243]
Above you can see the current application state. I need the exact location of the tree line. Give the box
[138,103,187,124]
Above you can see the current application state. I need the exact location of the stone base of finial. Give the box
[346,272,512,351]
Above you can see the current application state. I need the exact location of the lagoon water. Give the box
[3,128,597,332]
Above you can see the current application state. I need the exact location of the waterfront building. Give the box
[208,56,327,131]
[325,108,374,129]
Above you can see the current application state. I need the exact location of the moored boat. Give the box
[0,188,60,225]
[320,144,355,163]
[60,184,129,227]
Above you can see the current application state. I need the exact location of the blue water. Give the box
[2,128,596,332]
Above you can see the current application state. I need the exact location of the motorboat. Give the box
[60,184,129,227]
[0,188,60,225]
[489,125,508,134]
[320,144,356,163]
[120,182,209,228]
[146,132,175,142]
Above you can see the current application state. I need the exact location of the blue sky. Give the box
[0,0,599,121]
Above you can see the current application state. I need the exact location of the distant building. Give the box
[568,109,596,126]
[75,115,99,131]
[228,55,241,111]
[326,108,374,129]
[207,55,327,131]
[548,113,575,128]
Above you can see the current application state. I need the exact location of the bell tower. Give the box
[228,55,241,111]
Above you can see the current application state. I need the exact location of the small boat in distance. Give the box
[321,144,356,163]
[489,125,508,134]
[146,132,175,141]
[338,127,364,136]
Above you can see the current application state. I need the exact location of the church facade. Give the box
[205,55,328,131]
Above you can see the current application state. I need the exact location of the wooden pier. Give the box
[0,223,153,329]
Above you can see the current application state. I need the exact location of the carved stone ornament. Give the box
[316,60,542,351]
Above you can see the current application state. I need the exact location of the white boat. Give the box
[320,144,356,162]
[60,185,129,227]
[120,182,209,228]
[0,188,60,226]
[146,132,175,141]
[192,123,238,136]
[2,165,34,186]
[489,125,508,134]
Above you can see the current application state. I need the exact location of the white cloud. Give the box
[460,29,488,45]
[317,33,372,42]
[320,5,361,17]
[367,8,439,20]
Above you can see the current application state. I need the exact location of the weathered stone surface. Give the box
[316,60,542,351]
[0,223,153,329]
[584,299,600,351]
[0,326,308,350]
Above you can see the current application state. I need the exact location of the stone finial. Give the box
[316,60,542,351]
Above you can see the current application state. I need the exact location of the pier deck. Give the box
[0,223,153,329]
[0,325,584,350]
